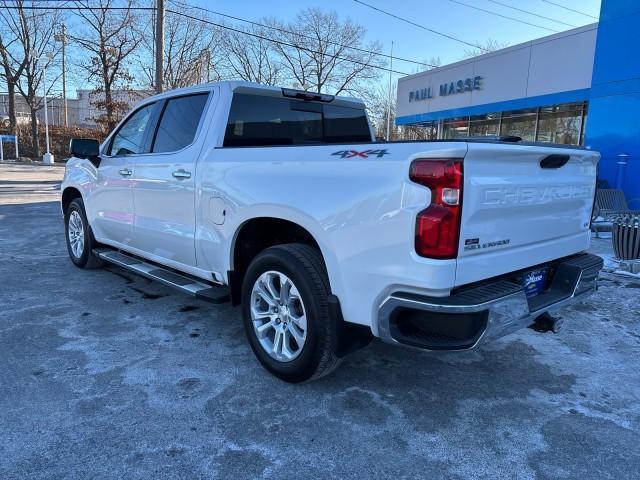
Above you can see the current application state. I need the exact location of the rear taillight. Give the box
[409,159,463,259]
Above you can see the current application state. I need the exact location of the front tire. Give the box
[241,244,339,383]
[64,198,104,269]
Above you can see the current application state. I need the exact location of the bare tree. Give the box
[138,4,222,89]
[365,55,443,140]
[359,82,392,140]
[412,56,442,74]
[462,39,509,59]
[0,0,61,155]
[0,0,31,133]
[269,9,384,95]
[71,0,141,130]
[219,23,282,85]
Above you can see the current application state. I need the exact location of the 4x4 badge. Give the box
[331,149,390,159]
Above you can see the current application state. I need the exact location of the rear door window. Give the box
[223,93,370,147]
[152,93,209,153]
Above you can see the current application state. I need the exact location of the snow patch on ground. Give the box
[600,253,640,278]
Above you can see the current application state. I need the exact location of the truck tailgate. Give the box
[455,143,598,287]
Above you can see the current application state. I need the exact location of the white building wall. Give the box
[527,28,597,97]
[396,24,598,121]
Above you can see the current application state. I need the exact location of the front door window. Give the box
[109,103,155,156]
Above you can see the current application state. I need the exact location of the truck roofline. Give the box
[127,80,366,110]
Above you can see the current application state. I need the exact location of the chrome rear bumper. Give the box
[377,253,603,351]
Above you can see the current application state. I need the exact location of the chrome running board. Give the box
[94,248,230,304]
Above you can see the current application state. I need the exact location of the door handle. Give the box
[172,169,191,179]
[118,168,132,176]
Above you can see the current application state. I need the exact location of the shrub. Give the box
[1,124,107,161]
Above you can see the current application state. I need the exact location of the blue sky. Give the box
[56,0,601,96]
[195,0,601,76]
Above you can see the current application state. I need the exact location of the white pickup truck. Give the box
[61,81,603,382]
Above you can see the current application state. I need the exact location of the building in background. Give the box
[396,0,639,205]
[0,88,150,129]
[74,89,151,128]
[585,0,640,206]
[395,24,596,145]
[0,94,81,126]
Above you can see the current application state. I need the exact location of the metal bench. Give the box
[591,189,640,238]
[596,188,640,218]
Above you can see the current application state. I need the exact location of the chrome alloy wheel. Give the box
[250,271,307,362]
[67,210,85,258]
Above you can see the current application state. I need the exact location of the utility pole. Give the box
[155,0,165,94]
[385,41,394,141]
[55,24,68,126]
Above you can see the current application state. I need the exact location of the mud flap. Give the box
[327,294,373,358]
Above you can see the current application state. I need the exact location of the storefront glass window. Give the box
[536,102,584,145]
[402,121,438,140]
[500,109,537,141]
[469,113,500,137]
[420,101,588,145]
[442,117,469,139]
[580,105,588,145]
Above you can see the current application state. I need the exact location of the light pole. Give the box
[386,41,394,141]
[54,24,68,127]
[32,52,54,164]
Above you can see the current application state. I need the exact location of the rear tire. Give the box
[64,198,104,269]
[241,243,340,383]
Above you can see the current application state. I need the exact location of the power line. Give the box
[168,0,436,68]
[541,0,599,19]
[4,1,412,75]
[9,0,440,69]
[165,9,412,76]
[487,0,576,27]
[2,4,155,11]
[449,0,559,32]
[352,0,488,52]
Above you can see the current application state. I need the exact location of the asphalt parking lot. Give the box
[1,163,639,479]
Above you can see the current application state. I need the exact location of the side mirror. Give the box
[69,138,100,159]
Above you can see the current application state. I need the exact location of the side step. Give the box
[94,248,230,304]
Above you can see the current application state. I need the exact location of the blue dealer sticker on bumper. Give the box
[523,268,548,298]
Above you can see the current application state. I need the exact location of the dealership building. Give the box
[395,0,640,205]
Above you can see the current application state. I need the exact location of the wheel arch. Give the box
[61,186,83,214]
[228,216,337,306]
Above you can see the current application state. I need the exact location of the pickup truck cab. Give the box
[61,81,603,382]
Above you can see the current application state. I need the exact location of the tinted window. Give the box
[323,104,371,143]
[152,93,209,153]
[109,103,155,155]
[224,94,370,147]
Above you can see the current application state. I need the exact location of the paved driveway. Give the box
[1,163,639,479]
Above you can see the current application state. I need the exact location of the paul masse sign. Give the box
[409,75,483,103]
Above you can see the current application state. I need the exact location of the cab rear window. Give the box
[223,93,371,147]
